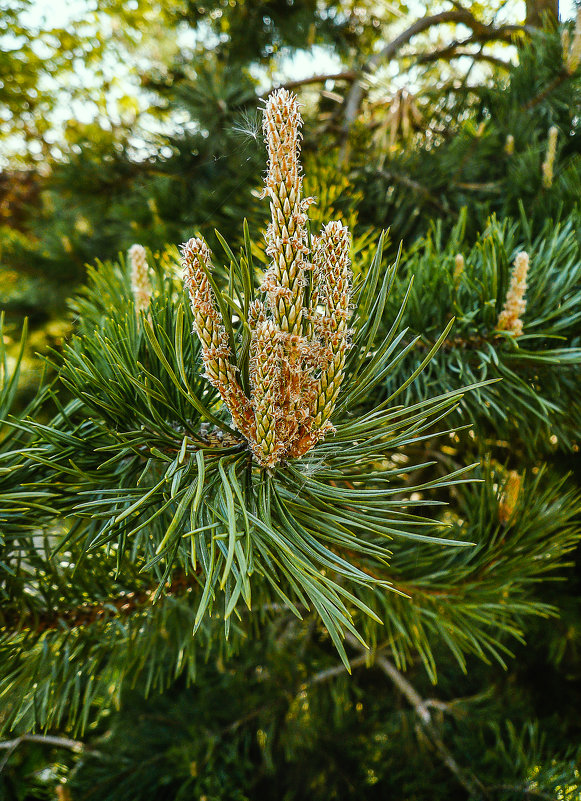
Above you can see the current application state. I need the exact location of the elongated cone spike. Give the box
[181,90,353,467]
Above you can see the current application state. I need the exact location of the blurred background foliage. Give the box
[2,0,579,326]
[1,0,581,798]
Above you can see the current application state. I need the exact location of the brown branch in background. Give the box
[263,71,356,97]
[525,0,558,29]
[343,632,488,798]
[0,734,85,753]
[0,734,86,776]
[260,7,525,148]
[378,168,452,215]
[306,652,370,685]
[374,653,489,797]
[338,7,528,164]
[522,68,571,110]
[3,569,200,636]
[340,10,476,163]
[415,40,512,70]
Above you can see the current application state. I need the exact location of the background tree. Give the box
[4,0,568,320]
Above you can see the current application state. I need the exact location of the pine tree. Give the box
[2,76,581,799]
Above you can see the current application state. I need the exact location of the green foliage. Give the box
[6,4,580,322]
[2,223,481,675]
[369,464,581,676]
[6,620,581,801]
[0,313,51,537]
[2,191,581,799]
[162,0,387,66]
[0,0,182,167]
[2,217,580,740]
[381,206,581,452]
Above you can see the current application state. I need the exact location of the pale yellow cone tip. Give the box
[128,243,152,312]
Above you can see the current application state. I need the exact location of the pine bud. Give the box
[498,470,521,524]
[565,9,581,74]
[128,244,152,312]
[181,237,254,439]
[497,251,529,337]
[308,221,352,435]
[250,320,284,467]
[261,89,307,337]
[453,253,464,286]
[504,134,515,156]
[541,126,558,189]
[180,90,354,467]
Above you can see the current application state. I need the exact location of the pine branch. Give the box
[0,734,85,753]
[1,569,200,635]
[375,655,487,797]
[0,734,85,776]
[377,208,581,450]
[2,89,484,674]
[306,652,370,685]
[415,41,512,70]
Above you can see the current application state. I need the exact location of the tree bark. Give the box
[526,0,558,28]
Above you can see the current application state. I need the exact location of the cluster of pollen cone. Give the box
[180,89,353,467]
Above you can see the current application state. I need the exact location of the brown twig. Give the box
[0,734,85,752]
[522,69,571,110]
[262,71,357,97]
[344,632,489,798]
[0,734,86,775]
[307,652,370,684]
[415,41,512,70]
[2,569,200,635]
[338,7,528,164]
